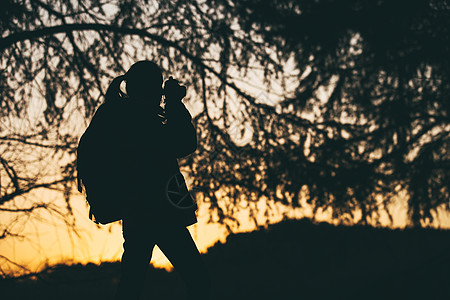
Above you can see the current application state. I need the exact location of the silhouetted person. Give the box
[102,61,210,300]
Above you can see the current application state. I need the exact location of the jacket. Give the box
[116,97,198,226]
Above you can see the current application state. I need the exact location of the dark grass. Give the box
[1,218,450,300]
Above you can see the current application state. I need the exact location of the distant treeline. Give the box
[2,218,449,299]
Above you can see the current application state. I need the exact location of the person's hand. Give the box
[105,75,126,100]
[163,76,186,102]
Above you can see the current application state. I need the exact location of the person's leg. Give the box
[115,219,156,300]
[156,225,211,300]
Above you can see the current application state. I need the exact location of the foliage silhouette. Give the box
[0,0,449,274]
[206,0,450,226]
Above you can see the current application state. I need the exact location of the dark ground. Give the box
[1,218,450,300]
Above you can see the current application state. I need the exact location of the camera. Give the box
[163,76,186,102]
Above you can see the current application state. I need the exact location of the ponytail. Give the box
[105,75,126,103]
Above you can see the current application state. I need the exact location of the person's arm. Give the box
[164,100,197,158]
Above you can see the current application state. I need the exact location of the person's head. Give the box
[125,60,163,104]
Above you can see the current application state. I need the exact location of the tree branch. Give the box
[0,135,74,149]
[0,178,72,206]
[0,23,275,111]
[0,203,47,213]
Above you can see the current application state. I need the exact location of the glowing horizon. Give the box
[2,184,450,277]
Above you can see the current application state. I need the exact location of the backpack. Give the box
[77,102,124,224]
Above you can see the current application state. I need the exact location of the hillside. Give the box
[1,218,449,300]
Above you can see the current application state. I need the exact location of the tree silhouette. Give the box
[0,0,284,273]
[196,0,449,227]
[0,0,449,273]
